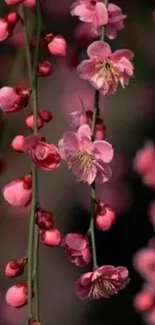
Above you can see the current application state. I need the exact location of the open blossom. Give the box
[0,87,29,113]
[133,248,155,283]
[76,265,129,299]
[71,0,108,30]
[77,41,134,95]
[63,233,91,266]
[106,4,126,39]
[3,175,32,207]
[22,134,61,171]
[58,124,113,184]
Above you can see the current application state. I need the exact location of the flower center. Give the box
[71,150,94,179]
[90,276,117,299]
[97,59,121,86]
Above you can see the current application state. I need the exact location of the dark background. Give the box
[0,0,155,324]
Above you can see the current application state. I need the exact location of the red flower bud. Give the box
[5,257,27,278]
[40,228,61,246]
[95,203,116,231]
[25,114,44,130]
[36,210,55,230]
[39,109,53,122]
[38,60,52,77]
[6,282,28,308]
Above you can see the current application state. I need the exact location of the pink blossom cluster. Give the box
[133,142,155,324]
[2,0,133,316]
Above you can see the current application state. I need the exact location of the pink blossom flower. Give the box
[76,265,129,299]
[0,19,9,42]
[0,87,29,113]
[3,175,32,207]
[58,124,113,184]
[133,141,155,175]
[22,135,61,171]
[134,286,154,312]
[133,248,155,283]
[71,0,108,30]
[77,41,134,95]
[106,4,126,39]
[6,283,28,308]
[63,233,91,266]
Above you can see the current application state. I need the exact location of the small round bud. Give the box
[11,135,24,152]
[36,210,55,230]
[39,109,53,122]
[5,257,27,278]
[46,34,67,56]
[23,174,32,189]
[25,114,44,130]
[134,291,154,311]
[41,228,61,246]
[6,12,19,25]
[95,203,116,231]
[38,60,52,77]
[6,283,28,308]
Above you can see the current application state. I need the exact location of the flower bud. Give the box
[63,233,91,266]
[95,118,106,140]
[36,210,55,230]
[3,175,32,207]
[95,203,116,231]
[38,60,52,77]
[24,0,36,8]
[11,135,24,152]
[41,228,61,246]
[45,34,67,56]
[25,114,44,130]
[39,109,53,122]
[5,257,27,278]
[6,283,28,308]
[134,290,154,311]
[6,12,19,26]
[0,18,9,42]
[0,87,29,113]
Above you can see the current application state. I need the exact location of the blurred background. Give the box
[0,0,155,324]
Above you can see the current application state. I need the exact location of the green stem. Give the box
[89,0,109,270]
[19,2,41,322]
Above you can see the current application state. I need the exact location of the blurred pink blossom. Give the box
[106,4,126,39]
[133,248,155,283]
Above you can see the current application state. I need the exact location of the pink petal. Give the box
[77,59,97,79]
[87,41,111,59]
[93,140,114,163]
[108,3,122,14]
[111,49,134,62]
[65,233,87,251]
[78,124,91,139]
[63,132,80,150]
[96,162,112,183]
[117,57,134,75]
[85,165,97,184]
[93,2,108,28]
[105,24,117,39]
[22,134,42,152]
[58,139,66,159]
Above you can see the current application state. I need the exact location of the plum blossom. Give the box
[22,134,61,171]
[71,0,108,30]
[95,203,116,231]
[77,41,134,95]
[133,248,155,284]
[58,124,113,184]
[45,34,67,56]
[106,4,127,39]
[0,19,9,42]
[76,265,129,299]
[63,233,91,266]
